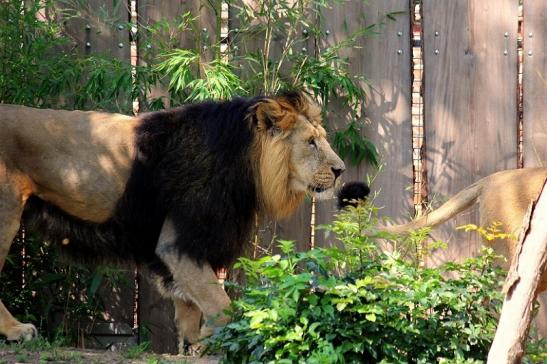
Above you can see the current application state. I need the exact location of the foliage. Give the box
[227,0,396,166]
[205,201,506,363]
[0,0,68,106]
[333,120,380,167]
[0,0,134,112]
[136,11,249,107]
[155,50,246,102]
[457,222,516,243]
[0,233,132,343]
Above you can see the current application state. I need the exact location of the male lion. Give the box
[0,91,345,351]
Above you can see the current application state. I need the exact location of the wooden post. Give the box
[487,179,547,363]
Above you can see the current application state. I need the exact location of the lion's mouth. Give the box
[308,185,333,194]
[311,186,327,193]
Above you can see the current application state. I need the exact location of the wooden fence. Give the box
[10,0,547,353]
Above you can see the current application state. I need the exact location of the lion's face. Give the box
[287,112,345,197]
[253,92,345,217]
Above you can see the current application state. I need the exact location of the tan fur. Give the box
[0,95,344,348]
[385,167,547,293]
[0,105,139,222]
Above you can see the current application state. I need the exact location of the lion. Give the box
[0,91,345,351]
[383,167,547,292]
[383,167,547,336]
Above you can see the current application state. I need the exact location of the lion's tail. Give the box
[384,179,483,234]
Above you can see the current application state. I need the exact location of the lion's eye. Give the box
[308,138,316,147]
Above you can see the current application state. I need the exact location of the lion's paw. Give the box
[5,323,38,341]
[186,342,206,356]
[178,341,206,356]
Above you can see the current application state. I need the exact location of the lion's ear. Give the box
[254,99,297,134]
[275,90,306,109]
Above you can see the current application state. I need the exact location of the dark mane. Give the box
[23,96,263,272]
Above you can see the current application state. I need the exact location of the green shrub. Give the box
[205,202,505,363]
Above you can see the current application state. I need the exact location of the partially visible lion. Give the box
[0,91,345,351]
[384,167,547,292]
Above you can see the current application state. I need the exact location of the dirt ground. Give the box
[0,347,220,364]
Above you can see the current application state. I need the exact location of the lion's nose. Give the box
[332,167,345,178]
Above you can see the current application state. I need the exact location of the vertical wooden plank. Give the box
[199,0,221,63]
[64,0,130,59]
[54,0,132,112]
[138,276,178,354]
[138,0,194,52]
[523,2,547,167]
[138,0,186,109]
[423,0,518,265]
[86,270,136,349]
[522,0,547,339]
[138,0,219,109]
[361,1,413,222]
[277,203,312,252]
[253,206,311,255]
[96,270,135,327]
[315,0,412,247]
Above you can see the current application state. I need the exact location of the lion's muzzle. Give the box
[310,162,345,196]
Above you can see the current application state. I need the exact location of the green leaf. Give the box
[88,272,104,297]
[365,313,376,322]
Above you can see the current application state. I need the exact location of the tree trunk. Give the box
[487,179,547,364]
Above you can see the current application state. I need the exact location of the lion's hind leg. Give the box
[0,169,38,341]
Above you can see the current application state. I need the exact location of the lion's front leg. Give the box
[173,298,202,354]
[0,301,37,341]
[155,219,231,349]
[0,173,38,341]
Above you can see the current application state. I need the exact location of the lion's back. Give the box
[1,104,139,222]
